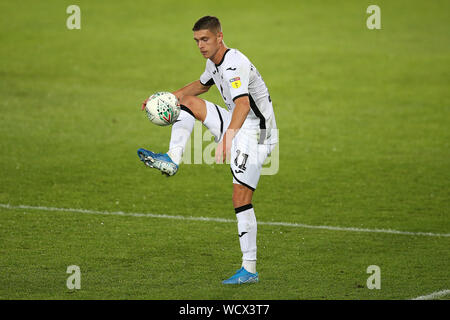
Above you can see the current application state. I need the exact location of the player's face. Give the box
[193,29,223,59]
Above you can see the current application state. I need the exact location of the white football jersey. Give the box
[199,48,278,145]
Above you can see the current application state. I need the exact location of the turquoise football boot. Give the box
[222,267,259,285]
[137,148,178,176]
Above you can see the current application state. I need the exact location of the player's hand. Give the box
[215,140,226,164]
[215,132,232,164]
[215,140,224,164]
[141,98,149,110]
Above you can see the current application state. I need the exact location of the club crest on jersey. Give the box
[229,77,241,89]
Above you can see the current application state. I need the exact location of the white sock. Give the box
[235,204,257,272]
[242,260,256,274]
[167,108,195,165]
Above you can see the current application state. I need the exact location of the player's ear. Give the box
[216,31,223,43]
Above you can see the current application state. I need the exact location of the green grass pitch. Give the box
[0,0,449,299]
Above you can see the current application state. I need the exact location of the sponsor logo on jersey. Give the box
[229,77,241,89]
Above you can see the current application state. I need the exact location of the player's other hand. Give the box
[215,131,233,164]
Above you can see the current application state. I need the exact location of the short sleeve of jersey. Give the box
[226,58,250,101]
[199,63,214,86]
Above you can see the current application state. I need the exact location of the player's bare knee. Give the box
[179,95,195,106]
[180,95,206,122]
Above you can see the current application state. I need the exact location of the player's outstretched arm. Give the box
[173,80,211,102]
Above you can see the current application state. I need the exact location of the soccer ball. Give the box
[144,92,180,126]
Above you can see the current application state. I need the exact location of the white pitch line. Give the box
[411,289,450,300]
[0,203,449,237]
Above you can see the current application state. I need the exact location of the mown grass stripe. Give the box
[1,203,449,238]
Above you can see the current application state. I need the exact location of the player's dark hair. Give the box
[192,16,222,34]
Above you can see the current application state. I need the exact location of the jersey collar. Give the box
[215,48,231,67]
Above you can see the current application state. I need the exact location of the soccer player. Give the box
[138,16,278,284]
